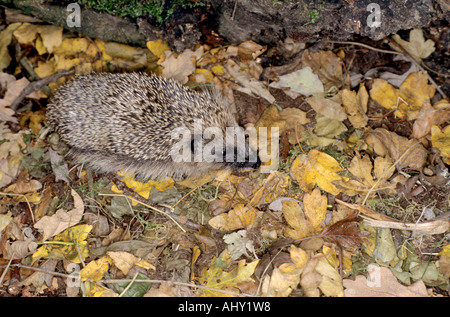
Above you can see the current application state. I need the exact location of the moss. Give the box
[77,0,206,23]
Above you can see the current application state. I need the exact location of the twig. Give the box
[0,254,14,286]
[102,278,251,296]
[0,192,35,223]
[231,0,238,20]
[324,40,447,99]
[103,173,202,231]
[10,69,75,111]
[118,272,139,297]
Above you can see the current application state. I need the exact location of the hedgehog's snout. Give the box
[225,144,261,171]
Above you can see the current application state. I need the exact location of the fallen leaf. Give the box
[412,102,450,139]
[80,256,113,282]
[237,40,266,61]
[339,84,369,128]
[321,213,364,250]
[261,245,308,297]
[34,189,84,240]
[0,23,21,71]
[282,199,312,240]
[107,251,155,275]
[430,125,450,164]
[0,72,40,123]
[225,59,275,104]
[303,188,327,233]
[302,50,344,92]
[365,128,427,170]
[161,46,203,84]
[390,29,435,63]
[31,224,92,264]
[343,264,428,297]
[333,153,397,196]
[269,67,324,97]
[198,249,259,297]
[208,204,258,231]
[314,114,348,138]
[291,150,344,195]
[316,257,344,297]
[223,230,255,261]
[370,72,435,120]
[305,93,347,121]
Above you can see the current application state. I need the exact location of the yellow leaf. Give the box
[316,257,344,297]
[37,25,63,54]
[191,68,214,84]
[431,125,450,163]
[211,64,225,75]
[0,23,21,71]
[198,249,259,297]
[282,200,311,240]
[208,204,257,231]
[13,23,38,44]
[146,39,170,60]
[111,172,174,204]
[107,251,155,275]
[291,150,343,195]
[34,60,55,78]
[31,224,92,264]
[53,37,90,55]
[290,245,309,269]
[333,153,396,196]
[80,256,113,282]
[84,282,118,297]
[339,85,368,128]
[370,72,435,120]
[303,188,327,233]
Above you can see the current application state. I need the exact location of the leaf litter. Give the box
[0,17,448,298]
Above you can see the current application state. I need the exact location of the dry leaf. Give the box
[430,125,450,164]
[208,204,258,231]
[237,40,266,61]
[390,29,435,63]
[301,50,344,92]
[0,72,40,123]
[339,84,369,128]
[269,67,324,98]
[0,23,21,71]
[333,153,397,196]
[412,102,450,139]
[161,46,203,84]
[282,200,312,240]
[321,213,364,250]
[344,264,428,297]
[370,72,435,120]
[305,93,347,121]
[34,189,84,240]
[365,128,427,170]
[225,59,275,104]
[303,188,327,233]
[290,150,344,195]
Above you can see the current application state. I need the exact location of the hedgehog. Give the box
[46,72,260,180]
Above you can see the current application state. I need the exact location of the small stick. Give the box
[324,40,447,99]
[10,70,75,111]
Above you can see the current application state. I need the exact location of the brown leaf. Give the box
[412,102,450,139]
[344,264,428,297]
[320,214,365,250]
